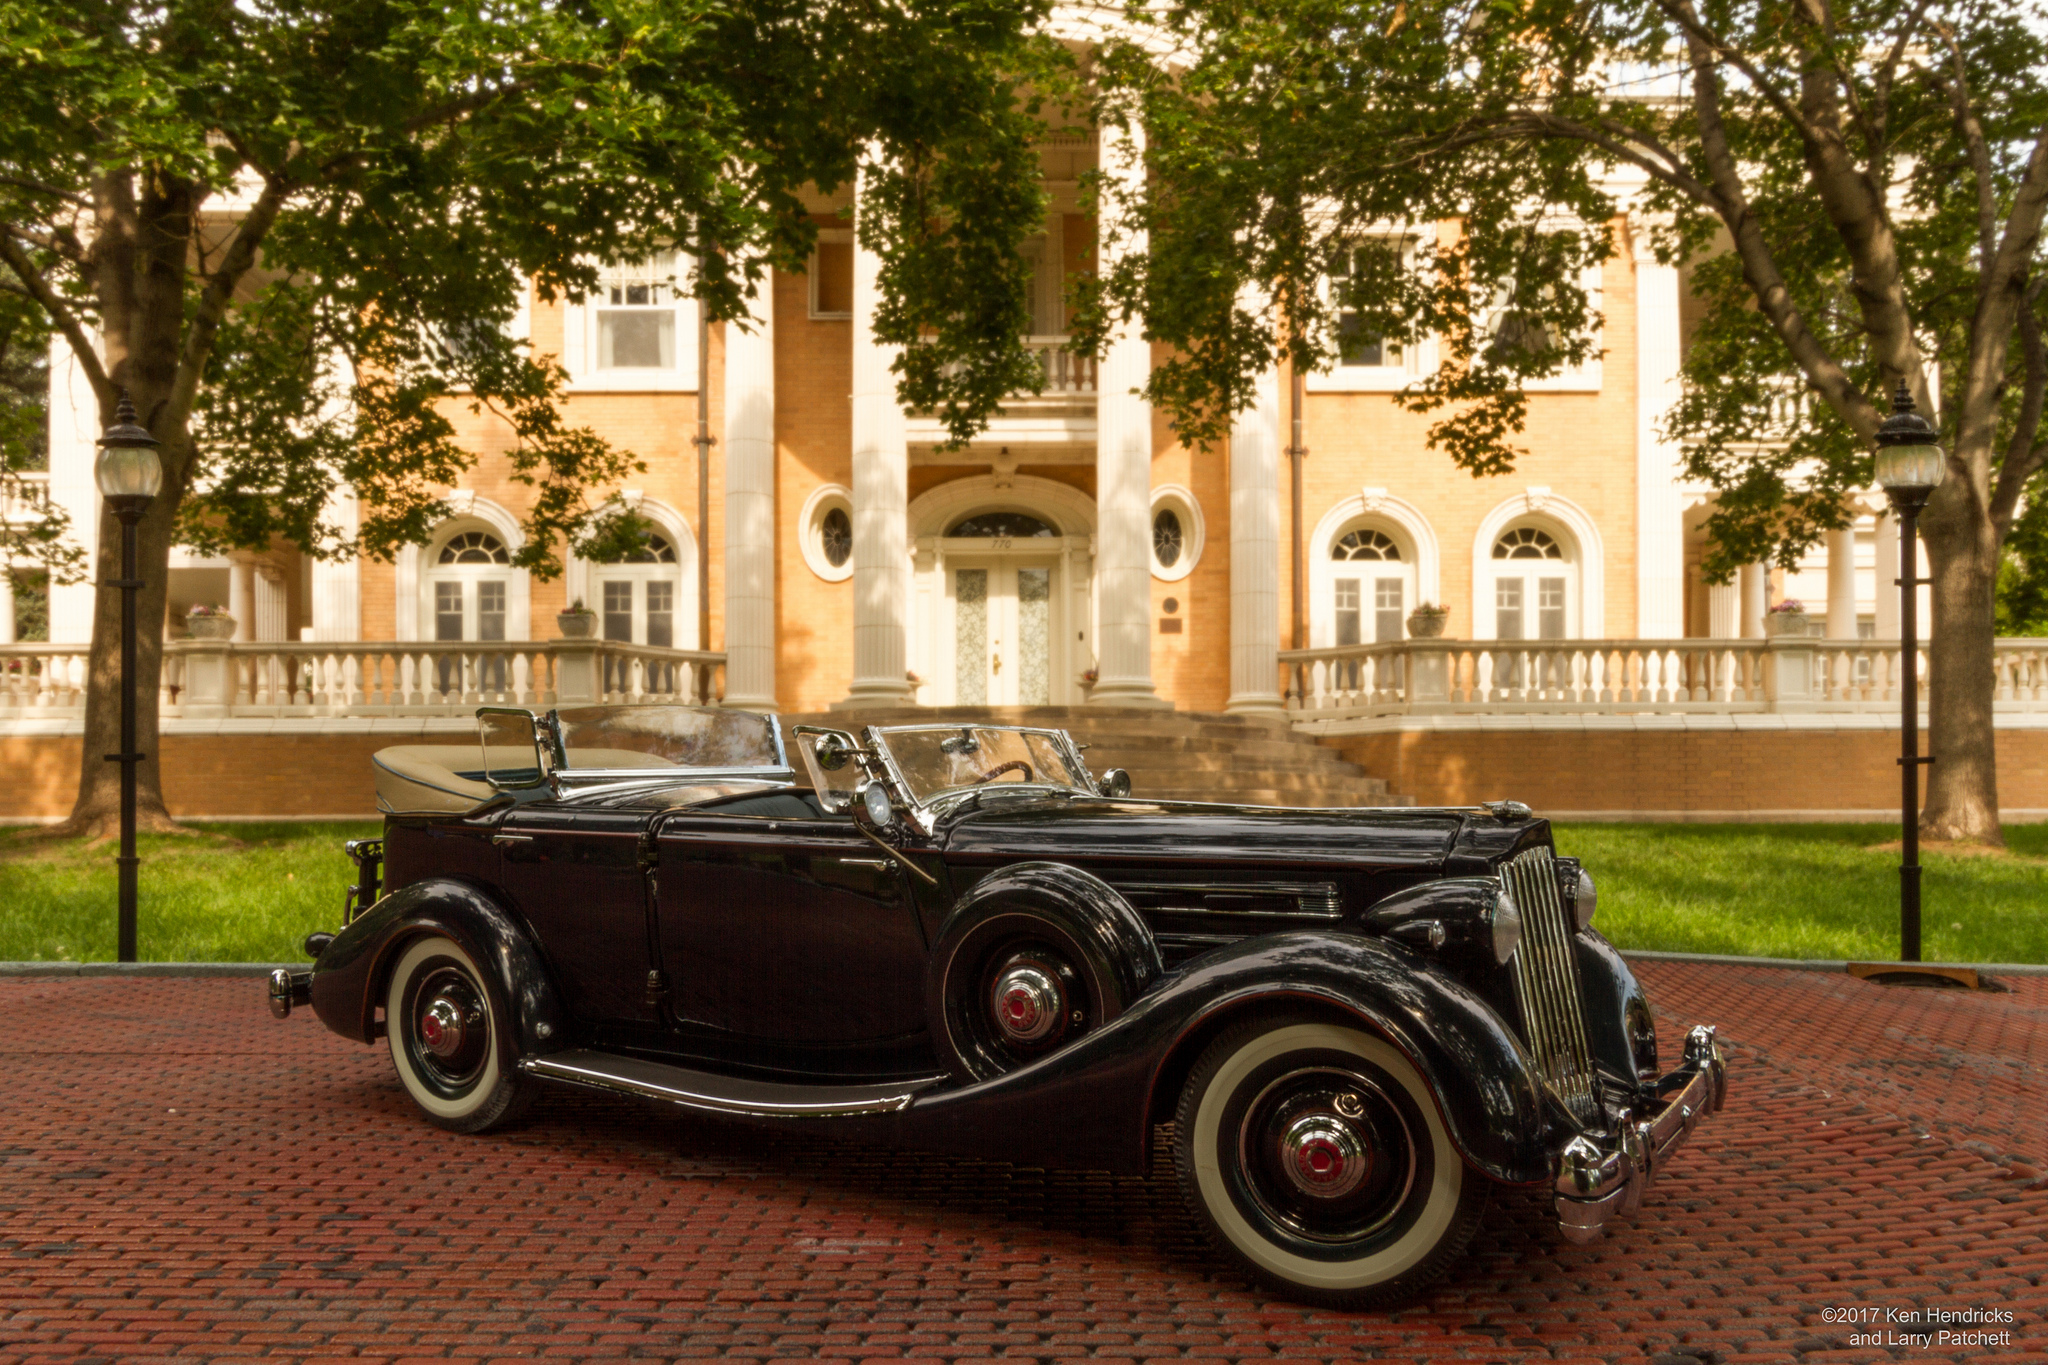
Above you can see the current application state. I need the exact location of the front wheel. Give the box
[385,934,533,1133]
[1173,1015,1489,1309]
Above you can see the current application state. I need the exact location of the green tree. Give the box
[1,0,1057,837]
[1086,0,2047,844]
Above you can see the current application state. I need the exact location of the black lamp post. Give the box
[95,392,162,964]
[1872,381,1945,964]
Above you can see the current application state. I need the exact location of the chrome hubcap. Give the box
[419,997,467,1059]
[991,963,1062,1044]
[1280,1114,1369,1198]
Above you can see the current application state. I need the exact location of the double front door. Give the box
[951,559,1055,706]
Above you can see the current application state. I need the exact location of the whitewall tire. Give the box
[1173,1015,1489,1309]
[385,934,533,1133]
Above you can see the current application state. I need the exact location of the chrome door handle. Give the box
[492,834,533,846]
[836,858,893,871]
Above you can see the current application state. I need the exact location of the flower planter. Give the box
[556,612,597,639]
[186,615,236,641]
[1764,612,1812,638]
[1406,612,1449,640]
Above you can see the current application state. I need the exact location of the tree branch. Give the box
[163,173,292,437]
[1681,28,1881,438]
[1939,27,1999,276]
[1656,0,1829,148]
[0,231,110,402]
[2,222,85,264]
[1871,0,1936,130]
[1991,280,2046,528]
[0,175,91,210]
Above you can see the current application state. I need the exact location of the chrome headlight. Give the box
[1489,885,1522,964]
[1573,868,1597,932]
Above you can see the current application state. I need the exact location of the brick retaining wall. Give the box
[1327,720,2048,818]
[3,719,2042,820]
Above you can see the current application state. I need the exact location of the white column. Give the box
[1708,580,1739,638]
[1739,561,1767,638]
[1874,513,1900,638]
[0,569,14,643]
[1825,526,1858,639]
[1633,230,1687,638]
[1226,362,1285,716]
[1090,120,1164,708]
[839,159,913,710]
[228,556,256,642]
[723,274,778,712]
[45,340,99,644]
[254,566,288,641]
[311,488,361,641]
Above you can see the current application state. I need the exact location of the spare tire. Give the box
[926,861,1163,1082]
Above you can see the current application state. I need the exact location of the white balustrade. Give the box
[0,639,725,720]
[1280,637,2048,720]
[1025,336,1097,396]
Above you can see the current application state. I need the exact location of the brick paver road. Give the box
[1,962,2043,1363]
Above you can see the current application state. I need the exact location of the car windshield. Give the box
[556,705,782,773]
[877,726,1091,804]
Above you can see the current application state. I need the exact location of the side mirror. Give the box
[852,780,897,832]
[477,708,551,791]
[1098,768,1131,798]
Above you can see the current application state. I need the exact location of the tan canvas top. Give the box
[372,746,498,815]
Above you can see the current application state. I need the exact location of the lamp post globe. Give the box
[1871,380,1941,965]
[95,391,160,964]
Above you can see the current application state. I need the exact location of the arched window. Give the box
[1486,523,1577,640]
[595,531,682,647]
[438,532,510,566]
[946,511,1057,538]
[1333,528,1403,562]
[1320,521,1415,645]
[1493,526,1564,560]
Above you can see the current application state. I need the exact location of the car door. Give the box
[654,811,929,1044]
[493,806,660,1025]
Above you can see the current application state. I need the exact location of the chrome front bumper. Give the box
[1553,1024,1728,1243]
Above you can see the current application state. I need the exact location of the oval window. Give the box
[1153,509,1184,569]
[821,507,853,568]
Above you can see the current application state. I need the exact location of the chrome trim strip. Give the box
[519,1049,939,1118]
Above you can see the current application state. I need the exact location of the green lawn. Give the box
[1,819,2043,966]
[1554,822,2048,964]
[0,822,379,963]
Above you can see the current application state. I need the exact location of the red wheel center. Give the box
[1297,1137,1344,1183]
[1002,990,1038,1026]
[421,1013,444,1047]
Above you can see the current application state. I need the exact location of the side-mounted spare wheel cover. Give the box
[928,861,1164,1082]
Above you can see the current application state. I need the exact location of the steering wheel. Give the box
[975,759,1034,785]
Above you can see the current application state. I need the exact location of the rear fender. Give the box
[877,931,1551,1184]
[309,877,566,1060]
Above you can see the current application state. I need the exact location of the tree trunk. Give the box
[55,483,182,839]
[1919,474,2004,845]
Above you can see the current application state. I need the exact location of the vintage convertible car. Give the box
[269,705,1726,1308]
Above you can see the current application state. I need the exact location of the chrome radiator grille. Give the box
[1501,846,1599,1125]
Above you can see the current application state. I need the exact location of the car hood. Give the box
[939,797,1468,869]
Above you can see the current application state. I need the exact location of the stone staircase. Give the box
[782,706,1413,808]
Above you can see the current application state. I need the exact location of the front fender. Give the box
[868,931,1551,1184]
[308,877,566,1061]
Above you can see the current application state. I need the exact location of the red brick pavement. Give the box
[0,963,2042,1364]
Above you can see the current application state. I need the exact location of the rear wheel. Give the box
[385,934,533,1133]
[1173,1015,1488,1309]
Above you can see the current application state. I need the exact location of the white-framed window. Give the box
[1148,484,1205,582]
[594,532,681,648]
[1326,525,1415,644]
[809,231,854,319]
[1475,261,1603,392]
[799,484,855,582]
[561,253,698,392]
[1307,233,1439,393]
[1486,524,1577,640]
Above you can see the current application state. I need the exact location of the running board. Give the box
[519,1048,943,1118]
